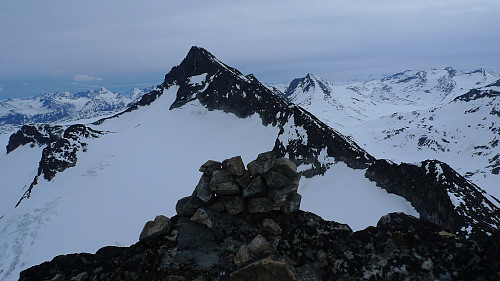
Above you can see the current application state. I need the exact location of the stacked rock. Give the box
[176,151,301,218]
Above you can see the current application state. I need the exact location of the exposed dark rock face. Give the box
[162,47,373,173]
[453,88,500,102]
[6,124,63,153]
[7,124,104,206]
[366,159,500,237]
[94,46,373,173]
[486,78,500,87]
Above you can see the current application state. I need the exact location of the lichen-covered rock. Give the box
[262,171,292,189]
[247,151,276,176]
[199,160,222,176]
[210,170,240,195]
[139,215,171,241]
[176,196,204,217]
[247,197,274,213]
[225,156,245,176]
[234,245,252,267]
[263,219,282,236]
[194,175,214,203]
[230,256,299,281]
[281,193,301,214]
[191,208,216,228]
[247,234,270,255]
[242,176,266,198]
[270,158,297,178]
[222,196,245,216]
[235,170,251,188]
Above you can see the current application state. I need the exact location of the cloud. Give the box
[73,74,103,82]
[0,87,3,92]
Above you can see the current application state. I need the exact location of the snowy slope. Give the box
[0,87,147,134]
[350,87,500,198]
[284,71,500,196]
[0,49,419,281]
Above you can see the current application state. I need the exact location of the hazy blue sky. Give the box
[1,0,499,98]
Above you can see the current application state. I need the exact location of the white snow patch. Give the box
[188,73,207,86]
[299,162,419,231]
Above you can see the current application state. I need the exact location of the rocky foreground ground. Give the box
[20,152,500,281]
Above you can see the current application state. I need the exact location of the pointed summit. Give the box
[163,46,249,87]
[284,73,332,103]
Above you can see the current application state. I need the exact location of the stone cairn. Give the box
[175,151,302,219]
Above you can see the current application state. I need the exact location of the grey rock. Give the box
[269,185,298,205]
[247,234,270,255]
[194,175,213,203]
[199,160,222,176]
[191,208,216,228]
[70,272,89,281]
[163,276,186,281]
[223,196,246,215]
[263,171,292,189]
[242,175,266,198]
[247,197,274,213]
[247,151,276,176]
[236,170,251,188]
[263,218,282,236]
[271,158,298,178]
[139,215,171,241]
[226,156,245,176]
[177,222,215,249]
[206,197,225,212]
[210,170,240,195]
[234,245,252,267]
[281,193,301,214]
[176,196,204,217]
[230,256,299,281]
[191,277,208,281]
[212,181,241,196]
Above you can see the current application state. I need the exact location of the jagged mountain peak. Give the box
[283,73,333,104]
[163,46,249,87]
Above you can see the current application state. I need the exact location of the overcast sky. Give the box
[1,0,499,98]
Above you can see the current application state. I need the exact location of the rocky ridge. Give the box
[6,123,104,206]
[19,154,500,281]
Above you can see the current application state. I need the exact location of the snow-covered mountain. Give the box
[0,87,148,134]
[283,70,500,197]
[1,47,499,281]
[352,67,497,107]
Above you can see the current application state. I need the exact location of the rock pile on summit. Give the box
[176,151,302,220]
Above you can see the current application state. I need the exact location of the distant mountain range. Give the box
[0,86,152,133]
[279,69,500,197]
